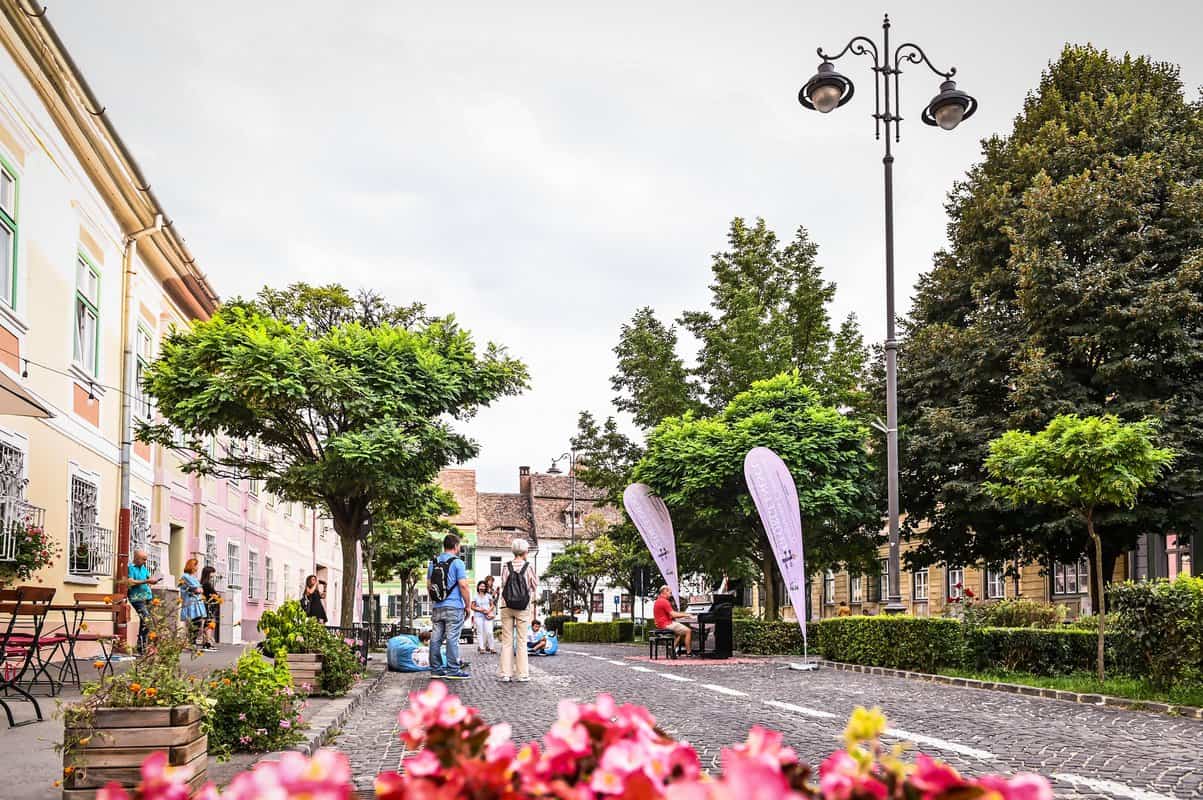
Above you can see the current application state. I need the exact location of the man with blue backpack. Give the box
[427,534,471,680]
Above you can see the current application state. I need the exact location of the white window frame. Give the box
[849,575,863,604]
[490,555,502,578]
[67,467,110,577]
[912,568,929,601]
[986,566,1006,600]
[226,541,242,589]
[205,532,218,571]
[878,558,889,602]
[73,254,101,377]
[823,570,836,604]
[1052,558,1089,596]
[946,567,965,600]
[247,548,260,601]
[265,555,276,602]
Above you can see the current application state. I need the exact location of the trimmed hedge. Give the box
[732,620,820,655]
[543,615,576,637]
[562,620,634,643]
[967,627,1098,674]
[817,617,963,673]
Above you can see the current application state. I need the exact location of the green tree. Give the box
[544,530,622,621]
[983,414,1174,679]
[680,218,836,410]
[368,489,457,628]
[633,373,879,620]
[821,313,873,417]
[139,284,529,626]
[611,308,698,430]
[900,45,1203,583]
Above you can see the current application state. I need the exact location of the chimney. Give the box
[519,466,531,495]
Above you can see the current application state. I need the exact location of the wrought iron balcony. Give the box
[0,497,47,562]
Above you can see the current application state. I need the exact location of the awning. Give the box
[0,369,54,418]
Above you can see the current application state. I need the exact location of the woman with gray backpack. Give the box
[497,537,539,682]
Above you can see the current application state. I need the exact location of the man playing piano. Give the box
[653,585,692,654]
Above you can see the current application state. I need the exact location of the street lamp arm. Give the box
[817,36,880,68]
[893,43,956,79]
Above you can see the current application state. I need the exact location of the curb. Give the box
[263,663,389,760]
[817,659,1203,721]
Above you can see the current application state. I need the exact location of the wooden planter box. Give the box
[63,705,207,799]
[279,652,323,692]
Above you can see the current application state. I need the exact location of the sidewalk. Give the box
[0,644,385,799]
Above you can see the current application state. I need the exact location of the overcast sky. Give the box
[56,1,1202,492]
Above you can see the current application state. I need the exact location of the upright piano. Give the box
[684,592,735,659]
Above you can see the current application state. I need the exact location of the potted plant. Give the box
[257,600,361,696]
[59,598,213,798]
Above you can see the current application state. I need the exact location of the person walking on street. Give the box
[498,537,538,683]
[472,580,497,654]
[125,549,161,654]
[301,575,328,623]
[178,558,208,646]
[200,565,220,649]
[427,534,471,680]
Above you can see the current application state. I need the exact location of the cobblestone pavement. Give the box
[337,644,1203,798]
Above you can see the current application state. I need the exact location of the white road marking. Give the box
[630,666,656,673]
[884,727,996,761]
[564,650,590,655]
[659,673,694,683]
[1053,774,1175,800]
[763,700,838,719]
[607,660,629,666]
[589,655,609,661]
[701,683,748,697]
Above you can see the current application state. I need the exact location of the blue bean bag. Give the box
[531,632,559,656]
[387,634,429,672]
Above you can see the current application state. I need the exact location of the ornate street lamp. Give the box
[798,14,977,614]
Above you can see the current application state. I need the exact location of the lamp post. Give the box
[798,14,977,614]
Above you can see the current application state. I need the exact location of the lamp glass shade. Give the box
[809,84,843,113]
[933,101,965,130]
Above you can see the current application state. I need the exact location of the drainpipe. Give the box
[116,214,163,641]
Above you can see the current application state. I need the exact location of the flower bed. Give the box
[94,683,1053,800]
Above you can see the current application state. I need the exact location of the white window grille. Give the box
[226,541,241,589]
[69,474,112,576]
[247,550,259,600]
[205,533,218,571]
[0,441,28,561]
[129,500,157,574]
[912,568,929,601]
[850,575,863,604]
[265,556,276,602]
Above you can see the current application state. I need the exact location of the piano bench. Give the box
[648,629,677,660]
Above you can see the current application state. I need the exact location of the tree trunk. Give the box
[1086,510,1106,682]
[762,541,779,621]
[334,515,360,628]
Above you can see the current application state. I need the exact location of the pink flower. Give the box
[590,767,626,795]
[280,719,292,729]
[976,773,1054,800]
[819,750,886,800]
[912,754,965,797]
[405,750,442,778]
[736,726,798,767]
[238,713,246,721]
[437,696,469,727]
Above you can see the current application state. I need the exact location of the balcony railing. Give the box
[69,523,114,577]
[0,497,46,562]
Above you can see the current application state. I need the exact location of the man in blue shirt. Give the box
[426,534,470,679]
[126,550,161,653]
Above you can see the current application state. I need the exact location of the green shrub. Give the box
[208,651,305,758]
[973,599,1065,629]
[257,600,363,695]
[732,620,819,655]
[817,617,964,672]
[543,614,576,636]
[968,627,1097,675]
[1109,575,1203,688]
[562,620,634,643]
[1066,612,1120,632]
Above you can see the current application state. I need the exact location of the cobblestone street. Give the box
[338,643,1203,799]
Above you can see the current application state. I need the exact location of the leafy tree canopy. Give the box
[632,373,879,619]
[139,283,529,625]
[543,531,622,621]
[900,45,1203,580]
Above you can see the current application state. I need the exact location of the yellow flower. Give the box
[92,660,105,670]
[145,687,158,698]
[148,631,158,640]
[77,737,91,747]
[80,623,88,631]
[63,767,75,776]
[843,706,887,751]
[129,682,142,693]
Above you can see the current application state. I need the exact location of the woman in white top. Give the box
[471,580,497,654]
[497,538,539,682]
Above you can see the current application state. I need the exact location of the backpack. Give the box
[428,556,458,603]
[502,561,531,611]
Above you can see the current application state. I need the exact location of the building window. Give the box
[459,544,474,571]
[226,542,241,589]
[986,567,1005,600]
[0,159,17,308]
[265,557,276,602]
[130,499,156,574]
[68,473,111,576]
[850,575,863,604]
[490,556,502,578]
[134,327,153,419]
[205,533,218,571]
[912,568,929,601]
[823,570,836,604]
[247,550,259,600]
[1167,534,1193,580]
[73,255,101,376]
[563,509,582,528]
[387,594,400,618]
[878,558,889,601]
[1052,558,1089,596]
[282,562,291,599]
[946,567,965,600]
[621,594,632,613]
[591,592,604,614]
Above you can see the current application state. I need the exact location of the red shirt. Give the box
[653,596,674,629]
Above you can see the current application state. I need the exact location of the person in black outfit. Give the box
[200,565,220,650]
[301,574,328,623]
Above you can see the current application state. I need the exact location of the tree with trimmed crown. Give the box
[983,414,1174,679]
[139,283,529,626]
